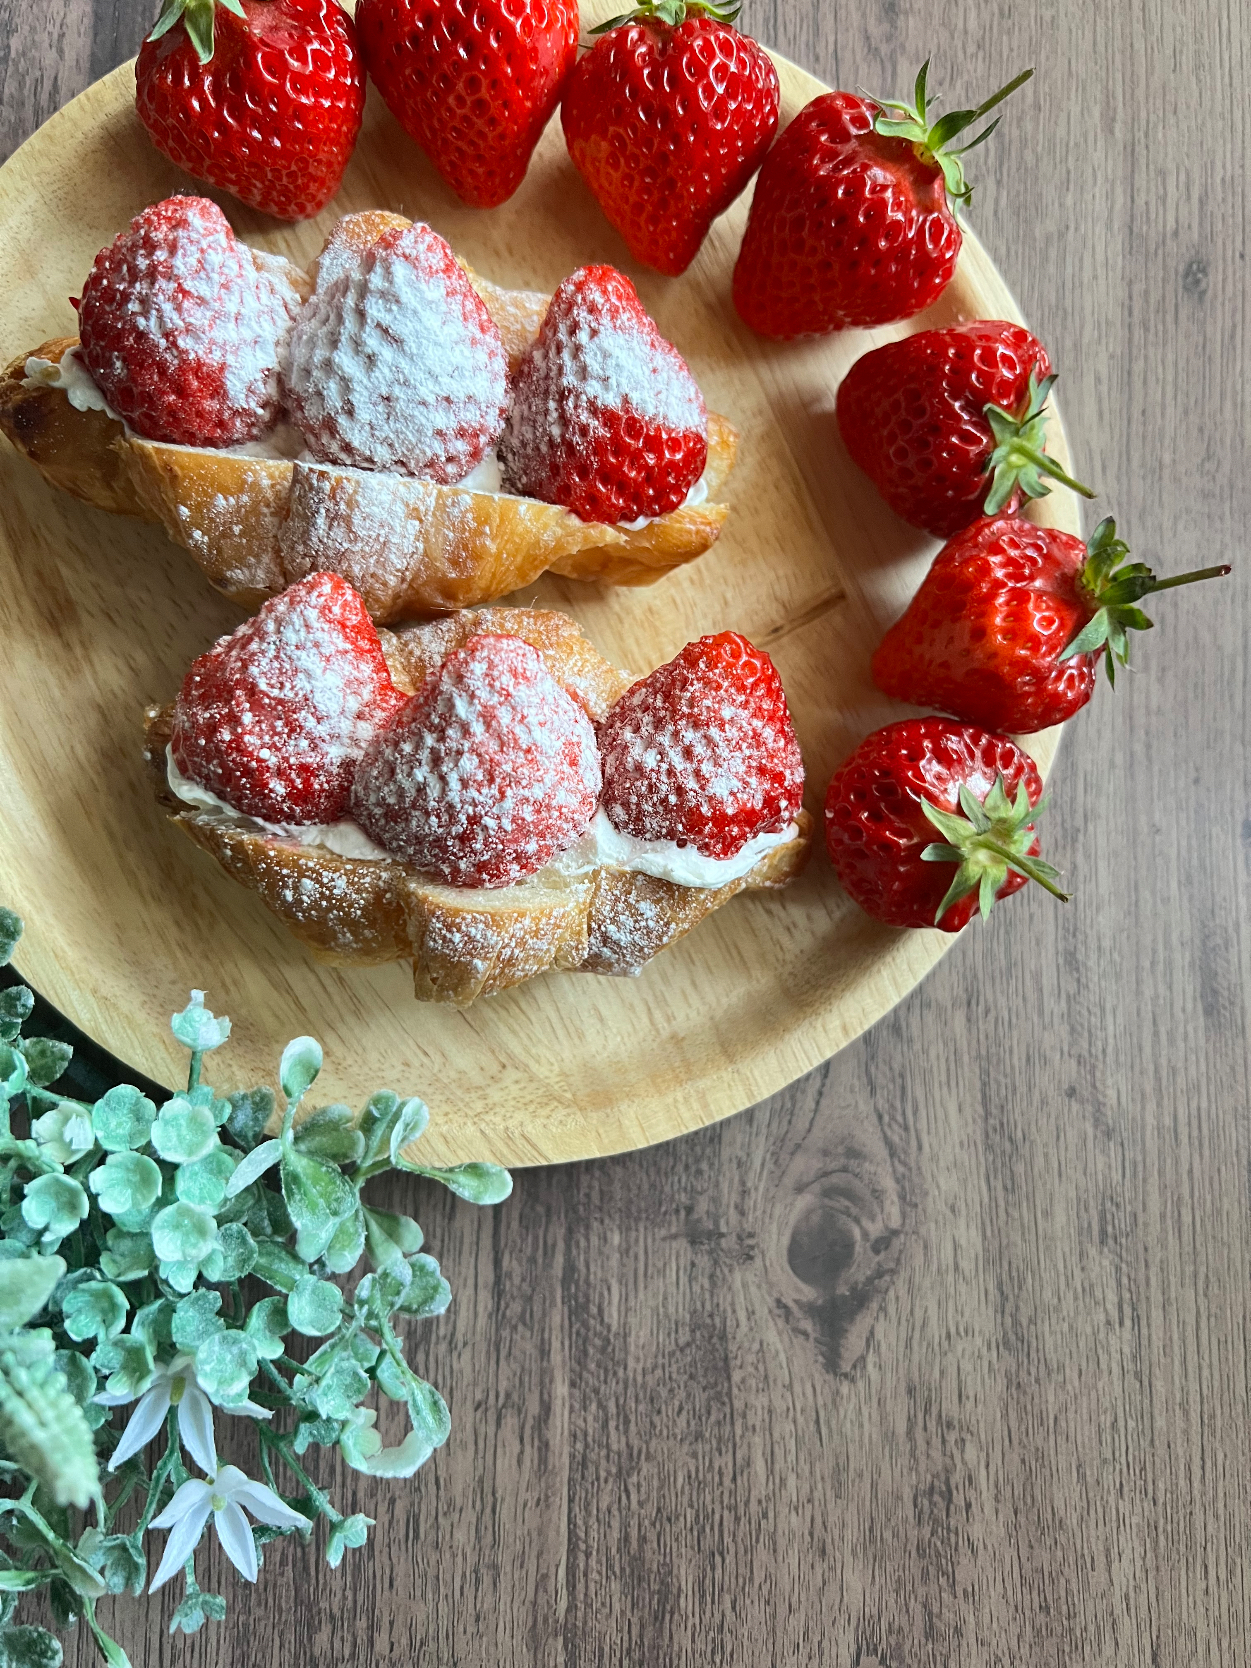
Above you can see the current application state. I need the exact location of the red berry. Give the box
[561,10,779,277]
[836,321,1080,539]
[135,0,365,222]
[598,631,804,860]
[733,65,1031,338]
[823,717,1058,931]
[77,196,303,447]
[356,0,578,209]
[284,221,509,480]
[351,635,601,888]
[499,264,707,524]
[872,515,1229,734]
[172,572,405,825]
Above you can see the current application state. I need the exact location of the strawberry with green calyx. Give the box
[1056,517,1231,688]
[836,320,1094,539]
[733,61,1032,337]
[135,0,365,222]
[872,514,1231,734]
[561,0,779,276]
[823,716,1066,932]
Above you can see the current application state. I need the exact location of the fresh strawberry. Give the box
[836,321,1095,539]
[171,572,405,825]
[733,61,1032,338]
[356,0,577,209]
[76,196,303,447]
[498,264,707,523]
[598,631,803,859]
[561,0,779,277]
[352,634,601,887]
[284,220,509,480]
[824,717,1067,931]
[135,0,365,222]
[872,515,1231,734]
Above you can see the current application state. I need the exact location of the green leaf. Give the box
[293,1104,364,1166]
[150,1097,218,1165]
[170,1288,224,1351]
[322,1204,366,1274]
[170,992,231,1053]
[211,1222,257,1282]
[223,1137,281,1198]
[61,1282,128,1344]
[0,1046,28,1100]
[96,1334,155,1400]
[244,1296,289,1360]
[251,1240,307,1294]
[0,909,22,966]
[397,1253,452,1318]
[387,1098,430,1167]
[91,1086,156,1153]
[0,1254,65,1328]
[21,1175,89,1248]
[362,1207,423,1269]
[0,1624,64,1668]
[150,1201,216,1264]
[89,1152,161,1218]
[193,1330,259,1408]
[287,1276,343,1337]
[169,1587,227,1635]
[308,1353,370,1420]
[99,1229,155,1283]
[407,1162,513,1205]
[356,1091,401,1170]
[226,1087,275,1149]
[19,1039,72,1091]
[325,1512,372,1569]
[281,1151,355,1262]
[0,1573,51,1593]
[174,1147,238,1209]
[280,1037,322,1104]
[0,984,35,1042]
[130,1297,174,1353]
[78,1530,145,1597]
[292,1415,341,1454]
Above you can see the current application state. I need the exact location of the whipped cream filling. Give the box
[24,349,119,419]
[25,353,712,525]
[165,747,390,860]
[165,749,793,888]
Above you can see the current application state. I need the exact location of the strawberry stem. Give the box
[982,371,1096,515]
[869,59,1034,208]
[147,0,246,65]
[589,0,741,33]
[1059,517,1232,687]
[917,772,1067,925]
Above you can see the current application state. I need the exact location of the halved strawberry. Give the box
[351,634,601,887]
[598,631,803,859]
[76,196,303,447]
[283,220,509,480]
[498,264,707,524]
[171,572,405,824]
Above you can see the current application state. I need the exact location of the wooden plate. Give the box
[0,36,1078,1167]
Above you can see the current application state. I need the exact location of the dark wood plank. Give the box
[2,0,1248,1662]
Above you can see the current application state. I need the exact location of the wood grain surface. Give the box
[2,0,1248,1663]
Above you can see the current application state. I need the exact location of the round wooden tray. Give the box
[0,39,1077,1167]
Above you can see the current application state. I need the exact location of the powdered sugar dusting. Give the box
[283,221,509,482]
[172,571,404,825]
[77,196,302,447]
[352,633,601,888]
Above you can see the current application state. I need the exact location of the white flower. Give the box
[31,1103,94,1166]
[148,1464,310,1591]
[96,1353,269,1477]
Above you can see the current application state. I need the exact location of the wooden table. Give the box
[3,1,1247,1662]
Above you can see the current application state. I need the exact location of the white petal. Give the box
[212,1464,249,1495]
[220,1399,273,1421]
[148,1493,213,1592]
[150,1476,212,1531]
[213,1501,258,1583]
[176,1385,218,1476]
[93,1388,136,1408]
[231,1479,311,1531]
[108,1383,172,1470]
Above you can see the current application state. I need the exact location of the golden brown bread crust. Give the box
[143,608,811,1006]
[0,216,738,623]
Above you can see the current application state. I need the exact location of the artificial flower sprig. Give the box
[0,906,511,1668]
